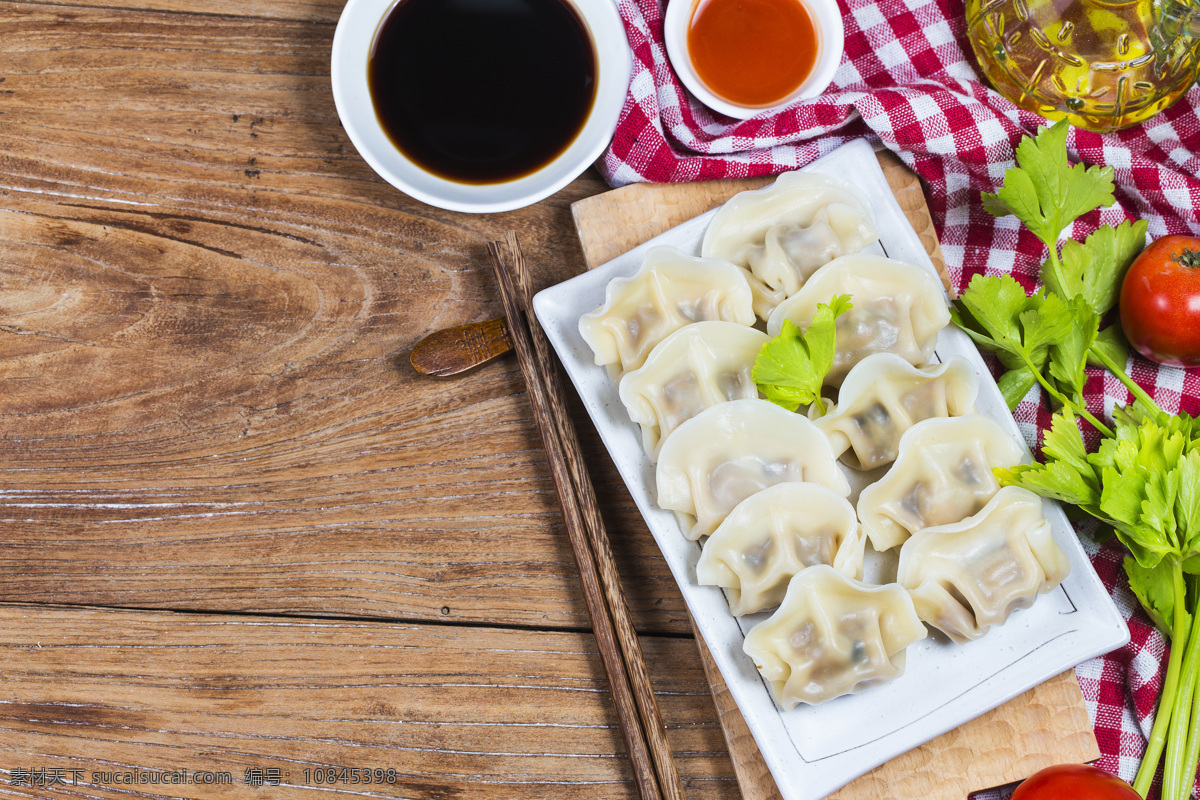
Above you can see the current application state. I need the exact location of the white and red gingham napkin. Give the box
[601,0,1200,795]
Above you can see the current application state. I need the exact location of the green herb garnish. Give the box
[980,118,1116,256]
[960,119,1199,800]
[752,294,851,416]
[951,275,1105,424]
[954,120,1150,421]
[1003,406,1200,799]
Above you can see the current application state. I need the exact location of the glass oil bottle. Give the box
[966,0,1200,131]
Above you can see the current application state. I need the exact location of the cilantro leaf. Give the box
[953,273,1033,358]
[1177,450,1200,558]
[752,295,852,414]
[958,126,1154,429]
[997,366,1039,409]
[952,276,1101,415]
[1141,465,1181,548]
[953,275,1074,373]
[1088,325,1130,370]
[1046,220,1148,314]
[997,460,1101,508]
[952,275,1044,410]
[968,120,1190,800]
[1013,120,1077,241]
[996,409,1101,509]
[1047,295,1100,402]
[1124,556,1177,635]
[982,120,1115,252]
[982,166,1045,235]
[1094,413,1194,568]
[1019,291,1076,366]
[1040,409,1095,478]
[1055,159,1116,238]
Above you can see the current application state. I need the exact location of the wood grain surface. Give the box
[0,603,737,799]
[0,0,1105,797]
[489,233,685,800]
[0,0,724,795]
[0,0,690,633]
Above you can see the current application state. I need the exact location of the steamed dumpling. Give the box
[743,565,927,707]
[579,246,755,379]
[656,399,850,540]
[697,483,865,615]
[701,172,878,319]
[766,254,951,387]
[618,321,769,459]
[814,354,978,471]
[857,415,1025,551]
[897,487,1070,643]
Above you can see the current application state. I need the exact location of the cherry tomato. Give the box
[1011,764,1140,800]
[1120,234,1200,367]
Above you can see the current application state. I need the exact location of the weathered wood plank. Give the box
[9,0,344,26]
[0,603,737,799]
[0,0,687,630]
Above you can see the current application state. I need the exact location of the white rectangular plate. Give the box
[532,138,1129,800]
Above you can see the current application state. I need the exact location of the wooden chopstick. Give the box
[500,235,685,800]
[487,232,685,800]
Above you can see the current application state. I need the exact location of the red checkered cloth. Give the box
[600,0,1200,796]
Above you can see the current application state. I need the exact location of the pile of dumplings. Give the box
[578,171,1071,709]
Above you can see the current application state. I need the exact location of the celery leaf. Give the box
[752,295,852,413]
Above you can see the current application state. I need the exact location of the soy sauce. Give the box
[368,0,597,185]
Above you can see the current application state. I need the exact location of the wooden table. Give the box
[0,0,739,797]
[0,1,1099,798]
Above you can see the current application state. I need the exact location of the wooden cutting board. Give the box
[569,150,1101,800]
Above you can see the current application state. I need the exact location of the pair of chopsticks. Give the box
[487,232,685,800]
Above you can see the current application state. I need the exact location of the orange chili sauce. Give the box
[686,0,820,108]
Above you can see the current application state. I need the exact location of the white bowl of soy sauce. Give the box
[332,0,631,214]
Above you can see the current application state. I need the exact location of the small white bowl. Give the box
[331,0,631,214]
[663,0,843,120]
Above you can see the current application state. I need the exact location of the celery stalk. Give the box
[1164,586,1200,800]
[1134,565,1190,797]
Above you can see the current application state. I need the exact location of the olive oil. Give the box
[966,0,1200,132]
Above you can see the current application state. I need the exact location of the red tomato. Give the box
[1011,764,1140,800]
[1120,234,1200,367]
